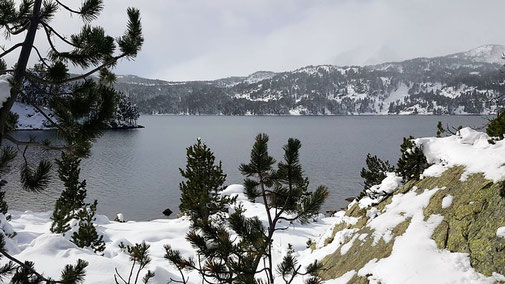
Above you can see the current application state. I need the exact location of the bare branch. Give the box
[40,21,79,48]
[31,45,50,68]
[55,0,81,14]
[0,43,23,59]
[25,54,127,85]
[41,23,62,56]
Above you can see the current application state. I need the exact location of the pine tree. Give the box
[397,136,430,182]
[71,200,105,253]
[486,109,505,141]
[115,242,154,284]
[178,138,229,219]
[166,134,327,284]
[0,1,143,280]
[51,152,87,234]
[359,154,395,194]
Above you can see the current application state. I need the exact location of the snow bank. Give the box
[417,127,505,182]
[0,74,12,106]
[359,211,498,284]
[3,185,338,284]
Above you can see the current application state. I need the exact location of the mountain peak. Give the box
[449,44,505,64]
[244,71,276,84]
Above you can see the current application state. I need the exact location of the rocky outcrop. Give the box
[317,166,505,283]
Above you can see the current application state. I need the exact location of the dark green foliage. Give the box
[240,135,328,223]
[115,242,154,284]
[59,259,88,284]
[78,0,104,22]
[358,154,395,199]
[239,133,276,201]
[20,160,51,192]
[51,152,87,233]
[71,200,105,253]
[6,112,18,132]
[178,138,229,220]
[0,59,6,71]
[0,191,7,215]
[0,146,16,174]
[486,109,505,141]
[118,8,144,57]
[0,146,16,215]
[397,136,430,182]
[276,245,323,284]
[436,121,445,137]
[10,261,44,284]
[51,81,118,157]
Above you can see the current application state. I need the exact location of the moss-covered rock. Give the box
[317,166,505,281]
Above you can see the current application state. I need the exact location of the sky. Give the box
[5,0,505,81]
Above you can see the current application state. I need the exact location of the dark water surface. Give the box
[5,115,488,220]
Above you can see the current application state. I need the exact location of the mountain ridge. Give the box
[114,44,505,115]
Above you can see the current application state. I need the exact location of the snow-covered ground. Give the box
[2,184,338,284]
[11,102,52,130]
[2,127,505,283]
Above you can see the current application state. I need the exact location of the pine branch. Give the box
[0,42,23,59]
[4,134,67,151]
[41,21,62,56]
[0,250,55,283]
[24,54,127,85]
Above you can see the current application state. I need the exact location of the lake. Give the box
[5,115,489,221]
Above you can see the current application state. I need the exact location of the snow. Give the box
[11,102,53,130]
[289,105,309,115]
[358,172,403,208]
[416,127,505,182]
[497,227,505,239]
[441,195,453,209]
[115,213,124,222]
[422,163,448,178]
[367,188,440,245]
[359,211,499,284]
[2,185,339,284]
[325,270,356,284]
[0,74,12,106]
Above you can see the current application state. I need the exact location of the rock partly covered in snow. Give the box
[418,127,505,182]
[313,128,505,283]
[358,172,403,208]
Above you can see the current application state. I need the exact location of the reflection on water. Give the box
[4,115,489,221]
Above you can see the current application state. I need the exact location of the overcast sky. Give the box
[6,0,505,81]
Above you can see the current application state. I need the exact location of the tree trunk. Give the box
[0,0,42,142]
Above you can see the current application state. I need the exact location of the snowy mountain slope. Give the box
[449,44,505,64]
[115,44,505,115]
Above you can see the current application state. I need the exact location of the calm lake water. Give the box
[5,115,489,221]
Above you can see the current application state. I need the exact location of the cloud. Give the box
[4,0,505,81]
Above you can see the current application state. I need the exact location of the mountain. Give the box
[115,44,505,115]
